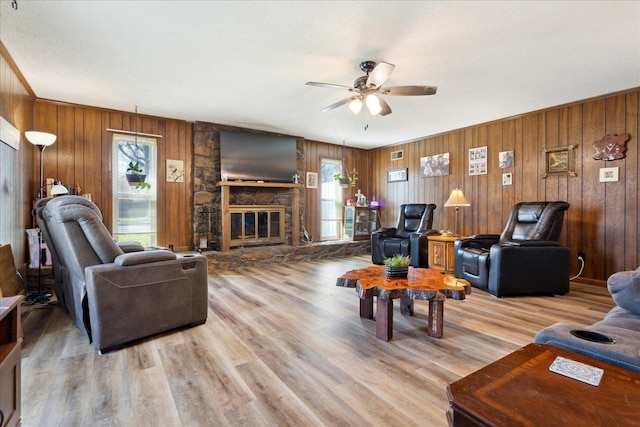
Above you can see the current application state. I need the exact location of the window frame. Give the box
[111,134,158,246]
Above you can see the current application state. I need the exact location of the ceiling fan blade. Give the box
[321,96,357,112]
[366,61,395,89]
[306,81,354,91]
[381,85,438,96]
[378,97,392,116]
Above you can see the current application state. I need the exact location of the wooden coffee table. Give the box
[447,343,640,427]
[336,265,470,341]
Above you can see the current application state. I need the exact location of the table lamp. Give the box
[444,188,470,236]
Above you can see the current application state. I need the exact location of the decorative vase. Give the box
[385,265,409,278]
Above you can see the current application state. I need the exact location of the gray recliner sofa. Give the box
[42,195,208,353]
[535,267,640,373]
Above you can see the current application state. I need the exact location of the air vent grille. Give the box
[391,150,404,161]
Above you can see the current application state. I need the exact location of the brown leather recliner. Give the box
[371,203,438,268]
[454,201,570,297]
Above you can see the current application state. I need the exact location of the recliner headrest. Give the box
[404,204,426,219]
[516,204,545,223]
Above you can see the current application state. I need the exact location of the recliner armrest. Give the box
[411,229,440,237]
[469,234,501,240]
[117,241,145,253]
[114,249,177,266]
[505,240,560,247]
[373,227,397,237]
[455,234,500,251]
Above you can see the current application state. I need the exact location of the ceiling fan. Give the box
[306,60,437,117]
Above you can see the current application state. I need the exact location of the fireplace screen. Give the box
[229,205,285,247]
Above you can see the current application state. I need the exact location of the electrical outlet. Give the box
[578,251,585,261]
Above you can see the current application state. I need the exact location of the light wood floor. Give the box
[20,255,614,426]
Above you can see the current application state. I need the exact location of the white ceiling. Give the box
[1,1,639,150]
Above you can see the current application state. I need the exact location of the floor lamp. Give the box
[444,188,470,237]
[26,131,57,304]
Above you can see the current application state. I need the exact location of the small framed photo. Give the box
[499,150,514,168]
[166,159,184,182]
[387,167,408,182]
[599,167,619,182]
[502,173,512,186]
[543,145,577,178]
[306,171,318,188]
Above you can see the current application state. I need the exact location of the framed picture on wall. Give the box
[469,146,487,176]
[387,167,408,182]
[306,171,318,188]
[502,173,513,185]
[543,145,577,178]
[599,167,619,182]
[499,150,514,168]
[420,153,450,177]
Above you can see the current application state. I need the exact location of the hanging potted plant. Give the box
[333,172,358,188]
[126,161,151,190]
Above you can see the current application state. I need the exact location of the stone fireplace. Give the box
[192,122,304,251]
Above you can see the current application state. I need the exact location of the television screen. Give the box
[220,130,298,183]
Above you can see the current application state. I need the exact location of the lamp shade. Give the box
[50,181,69,196]
[444,188,470,207]
[25,131,56,147]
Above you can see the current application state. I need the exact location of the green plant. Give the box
[127,161,143,174]
[383,254,411,267]
[333,172,358,187]
[126,161,151,190]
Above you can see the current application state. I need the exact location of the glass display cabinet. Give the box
[344,206,377,241]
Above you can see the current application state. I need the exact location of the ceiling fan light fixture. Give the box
[366,94,382,115]
[348,98,363,114]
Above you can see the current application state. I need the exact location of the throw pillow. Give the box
[607,267,640,314]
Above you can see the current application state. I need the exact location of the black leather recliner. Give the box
[454,201,570,297]
[371,203,438,268]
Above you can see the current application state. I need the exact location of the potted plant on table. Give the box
[384,254,411,278]
[126,161,151,190]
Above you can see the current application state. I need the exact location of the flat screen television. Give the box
[220,130,298,183]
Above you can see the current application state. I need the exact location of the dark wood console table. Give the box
[447,343,640,427]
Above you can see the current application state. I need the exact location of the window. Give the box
[112,134,157,246]
[320,158,343,240]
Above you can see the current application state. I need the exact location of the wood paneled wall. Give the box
[32,101,195,251]
[0,43,34,268]
[302,139,372,242]
[370,88,639,283]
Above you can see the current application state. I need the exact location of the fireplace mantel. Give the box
[216,181,301,251]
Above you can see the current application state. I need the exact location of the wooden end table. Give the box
[447,343,640,427]
[336,265,470,341]
[427,235,460,274]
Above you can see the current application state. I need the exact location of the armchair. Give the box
[454,201,570,297]
[41,195,208,352]
[371,203,438,268]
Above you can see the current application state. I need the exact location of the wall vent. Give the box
[391,150,404,161]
